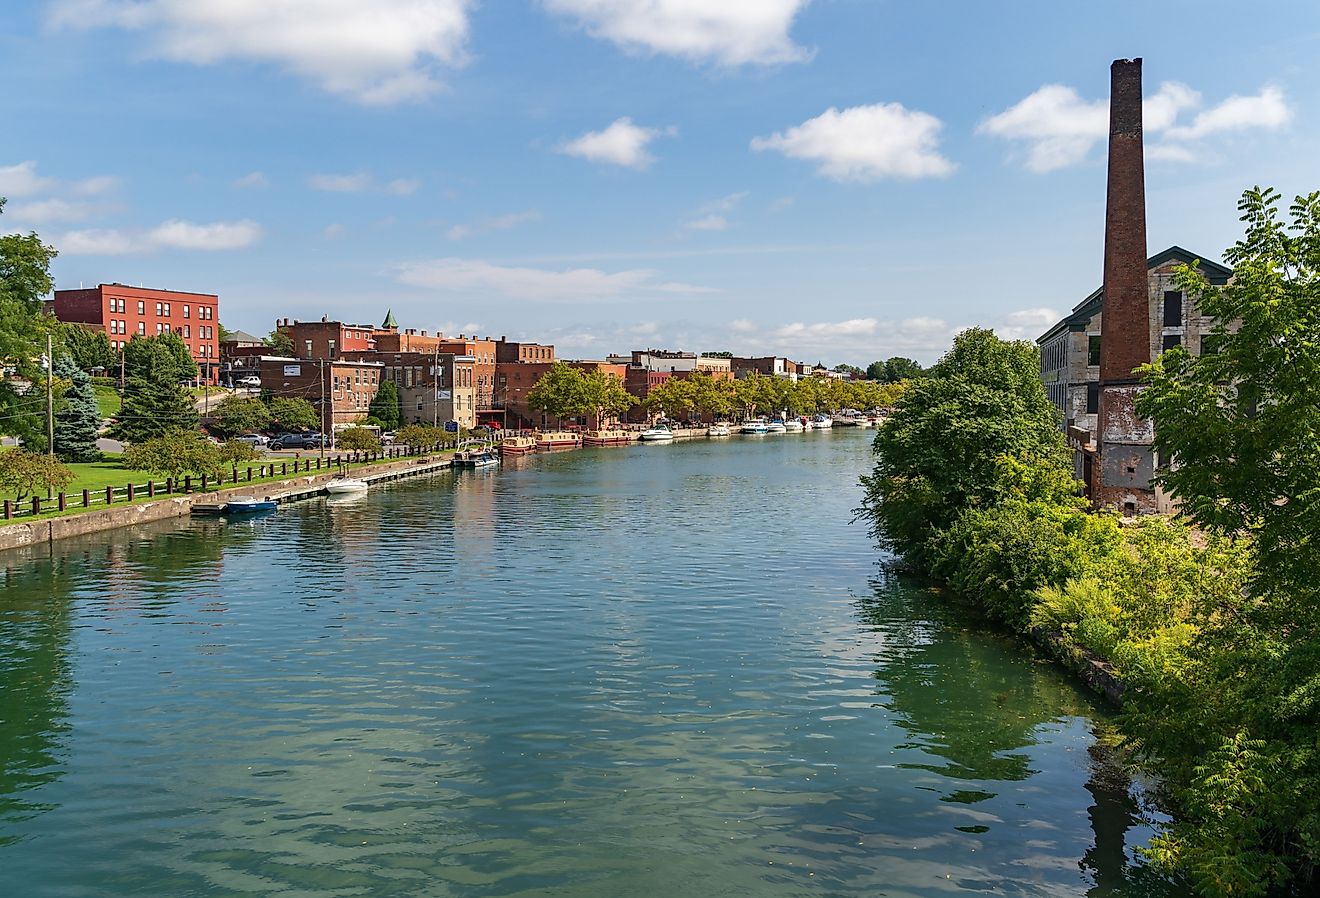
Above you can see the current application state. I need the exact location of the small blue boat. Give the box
[223,497,278,515]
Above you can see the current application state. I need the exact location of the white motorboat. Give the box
[470,451,499,468]
[783,418,804,432]
[325,477,369,495]
[740,419,768,434]
[811,414,833,429]
[639,423,675,442]
[707,423,732,437]
[766,419,787,434]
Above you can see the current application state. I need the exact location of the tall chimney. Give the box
[1095,58,1156,515]
[1099,58,1149,382]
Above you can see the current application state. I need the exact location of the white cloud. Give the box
[686,215,728,231]
[149,219,263,250]
[56,228,143,256]
[996,307,1061,341]
[543,0,812,66]
[447,209,541,241]
[48,0,473,105]
[4,198,97,223]
[308,172,373,192]
[393,257,712,300]
[981,80,1290,171]
[751,103,955,181]
[73,175,121,195]
[0,161,57,197]
[685,191,747,230]
[323,223,346,239]
[775,318,879,340]
[386,178,421,196]
[57,218,262,254]
[1165,86,1292,140]
[234,171,269,189]
[559,117,673,169]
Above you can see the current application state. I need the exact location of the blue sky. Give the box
[2,1,1317,365]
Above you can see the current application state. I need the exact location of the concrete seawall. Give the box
[0,455,453,555]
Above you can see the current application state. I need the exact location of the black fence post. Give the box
[127,483,135,501]
[247,467,253,481]
[3,500,10,519]
[201,473,209,491]
[183,476,191,493]
[147,481,155,498]
[105,486,113,505]
[58,493,66,512]
[32,497,40,515]
[82,489,90,508]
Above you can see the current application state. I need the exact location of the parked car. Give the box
[234,433,269,447]
[236,375,261,389]
[381,431,396,446]
[269,432,323,450]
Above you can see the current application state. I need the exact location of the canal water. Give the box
[1,429,1169,896]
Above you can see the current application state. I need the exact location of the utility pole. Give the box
[46,334,54,458]
[319,358,327,459]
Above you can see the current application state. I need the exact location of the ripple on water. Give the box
[0,431,1169,896]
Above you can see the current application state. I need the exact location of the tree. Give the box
[268,397,318,432]
[396,423,444,448]
[266,329,295,357]
[868,357,924,383]
[690,371,736,419]
[52,355,101,462]
[0,197,59,449]
[580,370,635,425]
[642,377,696,419]
[59,323,118,373]
[337,427,382,450]
[211,395,272,438]
[109,335,199,444]
[0,450,74,502]
[833,363,864,378]
[1130,187,1320,896]
[121,429,222,481]
[368,379,401,430]
[218,439,260,466]
[527,361,588,424]
[859,328,1069,567]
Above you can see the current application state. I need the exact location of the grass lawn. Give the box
[4,448,456,523]
[93,385,122,418]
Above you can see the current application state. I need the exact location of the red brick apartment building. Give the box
[276,317,377,360]
[52,284,221,382]
[257,356,384,432]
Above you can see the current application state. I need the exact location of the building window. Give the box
[1201,333,1224,355]
[1085,382,1100,415]
[156,302,163,315]
[328,339,337,357]
[1162,334,1182,352]
[137,322,146,335]
[183,305,190,318]
[137,301,145,314]
[1087,335,1101,367]
[183,325,190,338]
[1163,291,1183,327]
[163,303,171,316]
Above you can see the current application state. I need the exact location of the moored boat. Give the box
[224,496,277,514]
[766,419,787,434]
[811,414,833,429]
[740,419,769,434]
[782,418,804,432]
[536,430,582,451]
[707,423,732,437]
[583,428,633,446]
[325,477,368,494]
[500,434,538,456]
[639,423,675,442]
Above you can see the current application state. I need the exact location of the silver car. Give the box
[234,433,269,447]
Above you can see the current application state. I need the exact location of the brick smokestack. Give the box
[1099,58,1148,382]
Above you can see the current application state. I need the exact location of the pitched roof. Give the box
[381,309,399,329]
[1036,246,1232,344]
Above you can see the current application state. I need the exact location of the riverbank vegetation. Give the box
[860,188,1319,897]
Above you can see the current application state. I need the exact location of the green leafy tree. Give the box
[859,328,1068,568]
[690,371,736,419]
[266,329,295,357]
[109,335,200,444]
[368,379,401,430]
[336,426,381,450]
[527,361,588,425]
[52,355,101,462]
[580,370,635,425]
[121,429,222,481]
[867,357,925,383]
[0,198,59,449]
[1130,187,1320,897]
[642,376,696,419]
[58,323,118,373]
[833,363,864,378]
[218,439,260,466]
[211,395,272,438]
[0,450,74,502]
[396,423,444,448]
[268,397,318,432]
